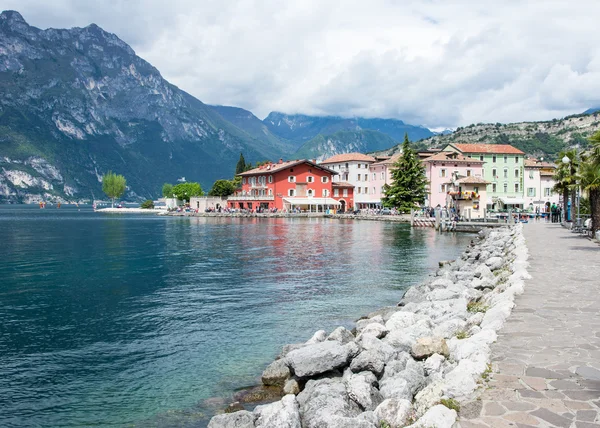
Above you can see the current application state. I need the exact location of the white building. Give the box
[523,159,559,212]
[320,153,377,209]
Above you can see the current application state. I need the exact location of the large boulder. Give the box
[413,382,444,417]
[411,337,449,360]
[296,377,362,428]
[305,330,327,344]
[254,394,301,428]
[356,316,384,334]
[387,358,425,396]
[286,341,359,378]
[373,398,412,428]
[432,319,467,339]
[208,410,256,428]
[350,349,386,377]
[283,378,300,395]
[327,327,355,344]
[262,359,291,387]
[484,256,504,271]
[378,376,411,401]
[405,404,457,428]
[345,371,383,411]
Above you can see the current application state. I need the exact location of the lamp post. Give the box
[562,155,577,223]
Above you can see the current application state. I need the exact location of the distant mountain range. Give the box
[0,10,433,202]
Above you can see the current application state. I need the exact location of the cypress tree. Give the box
[382,134,428,212]
[235,153,246,175]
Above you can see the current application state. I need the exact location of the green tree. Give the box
[577,159,600,234]
[553,149,579,220]
[102,171,126,208]
[208,179,236,197]
[140,199,155,209]
[162,183,174,198]
[235,153,247,175]
[172,182,203,202]
[589,130,600,165]
[381,134,428,212]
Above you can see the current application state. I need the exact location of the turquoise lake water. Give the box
[0,206,473,427]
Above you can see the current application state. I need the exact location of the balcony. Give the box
[228,195,275,201]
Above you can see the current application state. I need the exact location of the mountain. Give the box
[583,107,600,115]
[293,129,399,160]
[373,112,600,159]
[263,112,434,147]
[0,11,287,203]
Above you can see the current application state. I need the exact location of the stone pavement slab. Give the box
[458,223,600,427]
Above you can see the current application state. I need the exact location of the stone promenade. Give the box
[459,222,600,427]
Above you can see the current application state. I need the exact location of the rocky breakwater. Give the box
[208,224,529,428]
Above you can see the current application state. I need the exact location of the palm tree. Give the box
[589,130,600,164]
[577,159,600,234]
[554,149,579,221]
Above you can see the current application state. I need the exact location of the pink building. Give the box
[367,154,401,206]
[423,152,485,207]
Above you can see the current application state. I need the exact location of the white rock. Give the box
[262,358,291,386]
[254,394,301,428]
[405,404,457,428]
[378,375,412,400]
[327,327,355,344]
[359,322,388,339]
[423,353,445,376]
[373,398,412,427]
[442,359,479,399]
[413,382,444,417]
[411,336,449,360]
[345,371,383,411]
[208,410,256,428]
[385,311,428,331]
[286,341,358,378]
[356,315,384,333]
[432,319,467,339]
[350,349,386,377]
[297,377,362,428]
[485,256,504,271]
[305,330,327,344]
[283,378,300,395]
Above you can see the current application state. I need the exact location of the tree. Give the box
[140,199,155,209]
[577,159,600,234]
[208,179,236,197]
[172,182,203,202]
[553,149,579,220]
[162,183,174,198]
[235,153,247,175]
[102,171,126,208]
[589,130,600,164]
[381,134,428,212]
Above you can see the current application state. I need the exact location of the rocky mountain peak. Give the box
[0,10,26,24]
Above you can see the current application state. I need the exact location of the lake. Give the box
[0,206,473,427]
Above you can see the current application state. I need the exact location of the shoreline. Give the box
[208,224,529,428]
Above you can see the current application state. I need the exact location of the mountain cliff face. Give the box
[293,130,399,161]
[263,112,434,146]
[0,11,285,202]
[375,112,600,159]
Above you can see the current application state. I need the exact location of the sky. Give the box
[3,0,600,129]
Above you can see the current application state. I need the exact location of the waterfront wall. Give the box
[208,224,529,428]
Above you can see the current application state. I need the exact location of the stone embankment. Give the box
[172,212,412,223]
[208,225,529,428]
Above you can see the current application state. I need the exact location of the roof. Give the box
[320,153,376,164]
[456,176,490,185]
[372,153,402,166]
[332,181,355,188]
[238,159,337,176]
[525,159,556,169]
[450,143,524,155]
[424,152,484,164]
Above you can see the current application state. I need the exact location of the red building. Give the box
[227,159,354,212]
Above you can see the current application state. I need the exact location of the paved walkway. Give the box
[459,222,600,428]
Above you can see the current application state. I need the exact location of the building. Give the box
[227,159,351,212]
[524,158,559,212]
[443,143,525,209]
[320,153,376,209]
[189,196,228,212]
[365,154,402,208]
[446,175,490,219]
[423,151,485,208]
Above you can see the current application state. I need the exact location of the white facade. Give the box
[320,154,377,209]
[523,160,559,211]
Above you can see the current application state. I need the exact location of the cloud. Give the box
[4,0,600,128]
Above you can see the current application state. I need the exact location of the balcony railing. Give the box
[228,195,274,201]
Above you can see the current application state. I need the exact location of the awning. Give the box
[499,197,526,205]
[283,197,341,205]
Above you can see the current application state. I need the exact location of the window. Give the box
[307,189,314,196]
[474,187,479,193]
[268,175,273,183]
[514,169,519,178]
[334,188,339,197]
[440,169,447,178]
[466,169,472,177]
[492,155,497,163]
[492,183,497,192]
[480,155,484,161]
[515,183,519,192]
[364,175,368,181]
[357,174,361,181]
[307,176,314,183]
[321,176,328,183]
[290,168,294,172]
[527,188,536,197]
[529,170,534,179]
[288,189,295,196]
[503,183,508,193]
[372,187,376,194]
[503,155,507,163]
[322,189,329,197]
[515,156,519,163]
[268,189,273,196]
[288,176,295,183]
[381,172,384,179]
[357,187,361,194]
[492,168,497,178]
[545,188,552,196]
[439,184,447,193]
[373,173,376,180]
[242,177,246,184]
[343,189,348,197]
[503,169,508,178]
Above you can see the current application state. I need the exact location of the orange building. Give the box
[227,159,353,212]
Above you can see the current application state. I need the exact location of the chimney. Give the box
[312,159,317,163]
[278,158,283,164]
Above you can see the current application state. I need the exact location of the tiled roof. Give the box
[525,159,556,169]
[320,153,377,164]
[238,159,337,176]
[456,176,490,184]
[424,152,484,164]
[372,153,402,165]
[451,143,524,155]
[332,181,355,188]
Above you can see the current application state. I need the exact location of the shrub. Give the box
[140,199,154,209]
[467,301,489,313]
[456,330,469,340]
[440,398,460,412]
